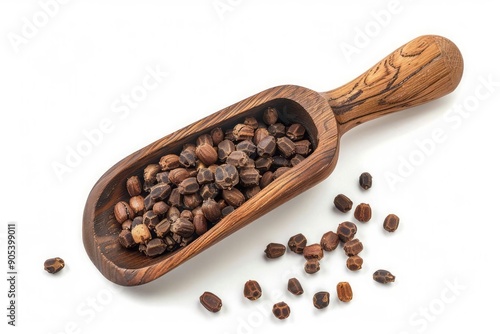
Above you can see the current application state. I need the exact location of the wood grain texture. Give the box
[82,35,463,286]
[324,35,464,134]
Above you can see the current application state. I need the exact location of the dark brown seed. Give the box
[131,216,143,229]
[197,168,214,185]
[179,148,197,167]
[221,205,235,217]
[118,229,136,248]
[131,224,152,244]
[226,151,249,168]
[170,217,195,238]
[143,194,154,211]
[193,214,208,235]
[320,231,340,251]
[180,209,193,221]
[152,201,169,216]
[260,171,274,189]
[256,135,276,157]
[210,127,224,146]
[214,164,239,189]
[129,195,145,215]
[359,172,373,190]
[263,107,279,125]
[276,137,296,158]
[383,214,400,232]
[224,128,237,141]
[244,116,259,129]
[202,198,222,223]
[294,140,311,156]
[114,201,135,223]
[273,167,291,180]
[199,183,219,200]
[196,134,214,147]
[346,255,363,271]
[373,270,396,284]
[159,154,180,171]
[272,302,290,320]
[286,123,306,141]
[271,155,291,168]
[268,123,286,138]
[255,157,273,172]
[222,188,246,207]
[287,278,304,295]
[313,291,330,309]
[290,154,305,167]
[354,203,372,222]
[337,221,357,242]
[143,210,160,230]
[122,219,132,230]
[253,127,270,145]
[167,188,182,207]
[243,280,262,300]
[239,168,261,187]
[337,282,353,302]
[288,233,307,254]
[243,185,260,200]
[200,292,222,313]
[334,194,353,213]
[164,235,178,252]
[177,177,199,195]
[217,139,236,162]
[143,164,161,191]
[196,143,218,166]
[126,176,142,197]
[167,206,181,223]
[145,238,167,257]
[233,124,254,141]
[150,183,172,201]
[44,257,65,274]
[154,219,171,238]
[304,259,320,274]
[156,171,170,184]
[264,243,286,259]
[236,140,257,157]
[343,239,363,256]
[303,243,324,260]
[183,143,196,152]
[168,168,191,185]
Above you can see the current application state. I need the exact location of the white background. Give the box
[1,0,499,333]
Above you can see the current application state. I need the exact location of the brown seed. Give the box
[264,243,286,259]
[129,195,145,215]
[199,291,222,313]
[131,224,152,244]
[156,171,170,184]
[118,229,136,248]
[343,239,363,256]
[167,206,181,222]
[320,231,340,251]
[243,185,260,200]
[44,257,65,274]
[260,171,274,189]
[122,219,132,230]
[313,291,330,309]
[183,192,203,210]
[276,137,296,158]
[221,205,235,217]
[202,198,222,223]
[179,148,197,167]
[170,217,195,238]
[244,116,259,129]
[214,164,239,189]
[263,107,279,125]
[303,243,324,260]
[354,203,372,222]
[196,168,214,184]
[159,154,180,171]
[239,168,261,187]
[233,123,254,141]
[337,221,358,242]
[154,219,171,238]
[222,188,246,207]
[383,214,400,232]
[131,216,143,229]
[193,214,208,235]
[196,143,218,166]
[334,194,353,213]
[143,164,161,191]
[288,233,307,254]
[196,134,214,147]
[304,259,320,274]
[286,123,306,141]
[210,127,224,146]
[256,135,276,157]
[255,156,273,172]
[199,183,219,200]
[359,172,373,190]
[152,201,169,216]
[272,302,290,320]
[126,176,142,197]
[180,209,193,221]
[143,194,154,211]
[168,168,191,185]
[217,139,235,162]
[167,188,182,207]
[177,177,199,195]
[273,167,291,180]
[294,139,311,156]
[337,282,353,302]
[287,278,304,295]
[143,210,160,230]
[373,269,396,284]
[150,183,172,201]
[253,127,270,145]
[114,201,135,224]
[145,238,167,257]
[268,123,286,138]
[290,154,305,167]
[346,255,363,271]
[243,280,262,300]
[272,155,291,168]
[226,151,249,168]
[236,140,257,157]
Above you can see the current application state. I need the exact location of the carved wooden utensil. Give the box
[83,35,463,286]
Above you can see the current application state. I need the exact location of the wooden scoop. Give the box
[83,35,463,286]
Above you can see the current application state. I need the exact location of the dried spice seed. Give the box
[244,280,262,300]
[276,136,296,157]
[210,127,224,145]
[167,188,182,207]
[150,183,172,201]
[373,270,396,284]
[152,201,169,216]
[337,221,358,242]
[343,239,363,256]
[168,168,191,185]
[222,188,246,207]
[334,194,353,213]
[214,164,239,189]
[126,176,142,197]
[143,210,160,230]
[253,127,269,145]
[143,164,161,191]
[114,201,135,224]
[263,107,279,125]
[177,177,200,195]
[159,154,180,171]
[199,183,219,200]
[145,238,167,257]
[196,143,218,166]
[272,302,290,320]
[359,172,373,190]
[256,135,276,157]
[383,214,400,232]
[303,243,324,260]
[118,229,136,248]
[294,140,311,156]
[268,123,286,138]
[179,148,197,167]
[236,140,257,157]
[239,168,261,187]
[156,171,170,184]
[122,219,132,230]
[129,195,145,215]
[193,214,208,235]
[243,186,260,200]
[244,116,259,129]
[233,124,254,141]
[44,257,65,274]
[354,203,372,222]
[288,233,307,254]
[202,198,222,223]
[320,231,340,251]
[197,168,214,185]
[199,292,222,313]
[287,278,304,295]
[286,123,306,141]
[255,157,273,172]
[131,224,152,244]
[221,205,235,217]
[265,243,286,259]
[154,219,171,238]
[226,151,249,168]
[260,171,274,189]
[304,259,320,274]
[273,167,291,180]
[337,282,353,302]
[290,154,305,167]
[271,155,291,168]
[196,134,214,147]
[346,255,363,271]
[313,291,330,309]
[217,139,236,162]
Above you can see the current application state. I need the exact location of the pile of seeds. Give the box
[114,106,313,257]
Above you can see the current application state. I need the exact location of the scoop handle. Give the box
[323,35,464,135]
